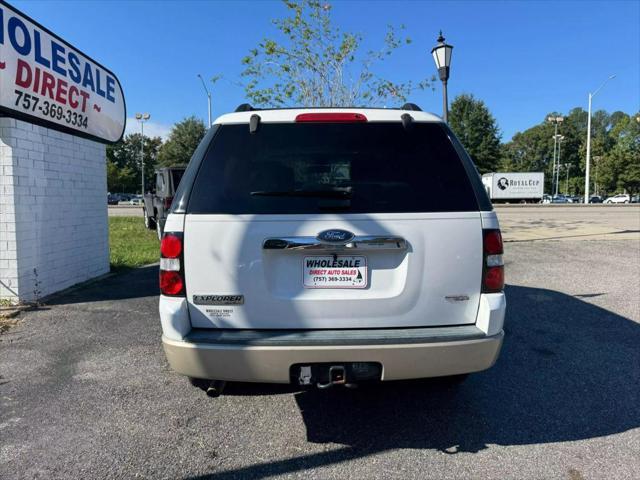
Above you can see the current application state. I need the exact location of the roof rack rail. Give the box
[400,103,422,111]
[235,103,258,112]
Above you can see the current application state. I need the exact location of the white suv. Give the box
[604,194,630,204]
[158,105,506,392]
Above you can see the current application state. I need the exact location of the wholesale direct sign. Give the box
[0,1,125,143]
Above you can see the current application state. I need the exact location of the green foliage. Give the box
[500,108,640,196]
[106,160,136,194]
[106,133,162,193]
[109,217,159,271]
[448,94,501,174]
[596,113,640,195]
[157,116,206,167]
[241,0,433,107]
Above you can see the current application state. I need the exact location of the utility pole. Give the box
[197,74,212,127]
[547,116,564,195]
[135,113,151,195]
[593,156,601,196]
[585,75,616,203]
[556,135,564,196]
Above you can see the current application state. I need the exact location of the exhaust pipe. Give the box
[206,380,226,397]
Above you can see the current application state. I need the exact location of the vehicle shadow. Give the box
[193,283,640,479]
[45,264,159,305]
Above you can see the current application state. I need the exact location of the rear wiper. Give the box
[250,188,352,199]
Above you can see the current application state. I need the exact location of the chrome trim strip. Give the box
[262,235,408,251]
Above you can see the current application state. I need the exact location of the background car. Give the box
[143,167,186,239]
[542,194,570,204]
[589,196,603,204]
[604,194,630,204]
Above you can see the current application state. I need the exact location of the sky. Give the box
[11,0,640,142]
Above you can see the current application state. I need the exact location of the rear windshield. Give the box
[187,122,479,214]
[171,169,184,191]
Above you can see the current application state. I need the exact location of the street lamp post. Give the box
[556,135,565,196]
[547,116,564,196]
[431,31,453,122]
[584,74,616,204]
[197,74,212,127]
[135,113,151,195]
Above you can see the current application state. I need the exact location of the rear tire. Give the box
[143,208,156,230]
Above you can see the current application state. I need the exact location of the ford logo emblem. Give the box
[317,229,355,243]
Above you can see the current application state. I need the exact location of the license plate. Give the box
[303,256,367,289]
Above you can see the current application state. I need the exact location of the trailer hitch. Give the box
[317,365,347,389]
[292,362,381,388]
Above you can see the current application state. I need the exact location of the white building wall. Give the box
[0,117,109,302]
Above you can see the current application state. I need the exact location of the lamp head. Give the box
[431,31,453,81]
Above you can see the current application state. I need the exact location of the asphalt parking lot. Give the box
[2,212,639,479]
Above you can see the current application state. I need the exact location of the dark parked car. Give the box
[589,196,603,204]
[143,167,186,239]
[107,193,121,205]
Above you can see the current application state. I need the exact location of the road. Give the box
[2,227,640,478]
[109,204,144,216]
[496,205,640,241]
[109,204,640,242]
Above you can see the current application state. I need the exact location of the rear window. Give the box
[187,122,479,214]
[171,169,184,191]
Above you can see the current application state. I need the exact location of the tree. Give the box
[597,113,640,196]
[106,160,136,193]
[241,0,432,107]
[157,116,206,167]
[500,124,553,177]
[448,94,501,173]
[106,133,162,193]
[502,107,638,196]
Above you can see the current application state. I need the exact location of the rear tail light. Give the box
[160,271,184,296]
[482,229,504,293]
[160,232,185,296]
[160,233,182,258]
[164,196,174,210]
[295,113,368,123]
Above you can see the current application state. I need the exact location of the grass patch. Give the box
[109,217,159,271]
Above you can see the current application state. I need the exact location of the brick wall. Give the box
[0,117,109,302]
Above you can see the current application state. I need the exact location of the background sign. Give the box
[0,1,125,143]
[485,172,545,199]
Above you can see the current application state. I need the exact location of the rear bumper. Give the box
[162,328,504,383]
